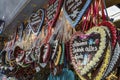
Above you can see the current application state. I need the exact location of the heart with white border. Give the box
[29,9,45,36]
[63,0,92,28]
[70,27,108,77]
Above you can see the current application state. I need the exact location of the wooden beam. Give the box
[105,0,120,7]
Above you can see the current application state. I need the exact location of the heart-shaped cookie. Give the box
[54,43,62,66]
[99,21,117,49]
[70,27,108,76]
[102,42,120,79]
[24,49,34,64]
[63,0,92,28]
[46,0,63,27]
[0,20,5,34]
[0,50,6,65]
[6,50,14,62]
[36,46,47,68]
[42,43,51,63]
[29,9,45,36]
[102,29,120,79]
[17,23,24,42]
[51,40,59,64]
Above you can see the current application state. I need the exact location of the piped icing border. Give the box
[95,43,111,80]
[55,44,62,66]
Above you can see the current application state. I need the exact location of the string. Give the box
[101,0,107,21]
[103,0,109,21]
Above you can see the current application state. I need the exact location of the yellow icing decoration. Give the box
[55,44,62,66]
[94,46,111,80]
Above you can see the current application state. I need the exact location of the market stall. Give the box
[0,0,120,80]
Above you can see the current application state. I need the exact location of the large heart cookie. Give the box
[63,0,92,28]
[70,27,108,76]
[29,9,45,36]
[46,0,63,27]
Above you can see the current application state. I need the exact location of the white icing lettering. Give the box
[71,1,82,11]
[85,46,98,52]
[70,9,79,19]
[66,0,74,6]
[47,0,58,21]
[73,47,84,53]
[72,41,87,47]
[75,53,83,61]
[66,0,82,19]
[31,19,41,26]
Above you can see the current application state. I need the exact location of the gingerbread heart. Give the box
[42,43,51,63]
[103,42,120,79]
[63,0,92,28]
[99,21,117,49]
[46,0,63,27]
[24,49,33,64]
[54,44,62,66]
[29,9,45,36]
[0,20,5,34]
[17,23,24,42]
[51,40,59,63]
[70,27,108,76]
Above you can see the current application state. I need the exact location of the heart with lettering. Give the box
[46,0,63,27]
[29,9,45,36]
[63,0,92,28]
[70,27,108,77]
[40,43,51,63]
[24,49,34,64]
[50,40,59,64]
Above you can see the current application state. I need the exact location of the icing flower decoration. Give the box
[88,39,94,45]
[95,39,99,45]
[79,34,89,40]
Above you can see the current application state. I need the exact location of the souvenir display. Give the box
[0,0,120,80]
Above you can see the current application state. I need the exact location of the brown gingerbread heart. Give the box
[70,27,108,78]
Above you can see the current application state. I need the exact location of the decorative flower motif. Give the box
[95,39,99,45]
[88,39,94,45]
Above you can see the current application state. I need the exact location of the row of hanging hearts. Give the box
[0,0,120,79]
[69,0,120,80]
[1,26,120,79]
